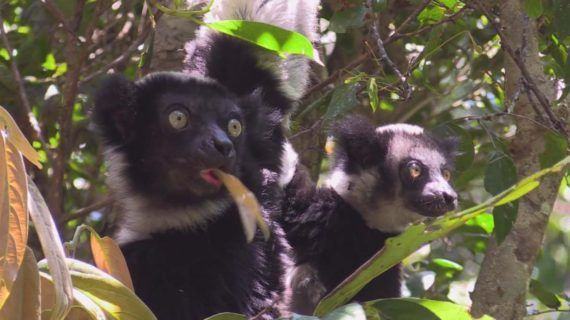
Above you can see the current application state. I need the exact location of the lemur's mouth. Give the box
[200,169,223,187]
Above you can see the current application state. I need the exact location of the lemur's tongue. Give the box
[200,169,222,187]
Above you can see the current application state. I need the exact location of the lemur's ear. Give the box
[332,115,384,171]
[92,75,137,145]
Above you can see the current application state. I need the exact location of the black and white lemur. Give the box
[92,0,318,319]
[279,115,459,314]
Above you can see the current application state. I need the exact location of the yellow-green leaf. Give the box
[28,181,73,319]
[206,20,320,63]
[90,232,134,290]
[213,169,270,242]
[40,259,157,320]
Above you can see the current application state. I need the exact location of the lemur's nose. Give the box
[442,192,457,208]
[213,136,234,158]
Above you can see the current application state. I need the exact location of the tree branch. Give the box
[473,0,567,137]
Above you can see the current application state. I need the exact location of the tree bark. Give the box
[470,1,567,319]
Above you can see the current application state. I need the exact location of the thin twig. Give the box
[39,0,84,44]
[367,0,412,100]
[80,14,156,84]
[473,0,567,137]
[393,0,432,36]
[60,197,114,225]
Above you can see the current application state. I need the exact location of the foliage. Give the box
[0,0,569,319]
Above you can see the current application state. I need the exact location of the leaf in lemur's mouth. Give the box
[212,169,270,243]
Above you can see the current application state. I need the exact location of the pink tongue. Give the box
[200,170,222,187]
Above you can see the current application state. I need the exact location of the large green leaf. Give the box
[39,259,157,320]
[313,156,570,316]
[206,20,318,62]
[205,313,247,320]
[363,298,493,320]
[323,83,361,124]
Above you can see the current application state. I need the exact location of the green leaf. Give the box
[484,152,517,196]
[492,202,518,244]
[329,6,367,33]
[42,53,57,71]
[418,6,445,25]
[430,259,463,271]
[205,313,247,320]
[323,83,361,124]
[524,0,544,18]
[539,132,568,169]
[323,303,366,320]
[363,298,493,320]
[368,78,379,112]
[439,0,459,10]
[39,259,157,320]
[529,279,562,309]
[206,20,319,62]
[313,156,570,316]
[0,49,9,61]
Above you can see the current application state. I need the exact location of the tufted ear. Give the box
[331,115,385,172]
[92,75,137,146]
[439,136,461,159]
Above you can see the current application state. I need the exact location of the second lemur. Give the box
[279,116,459,314]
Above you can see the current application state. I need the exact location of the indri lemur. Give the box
[279,116,459,314]
[92,0,318,319]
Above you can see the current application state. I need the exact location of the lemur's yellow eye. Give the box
[442,169,452,181]
[168,110,188,130]
[228,119,242,137]
[409,163,422,179]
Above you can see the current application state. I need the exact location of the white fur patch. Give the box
[278,140,299,187]
[376,123,424,135]
[327,168,424,233]
[105,150,230,245]
[194,0,320,100]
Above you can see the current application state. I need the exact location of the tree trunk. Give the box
[470,1,567,319]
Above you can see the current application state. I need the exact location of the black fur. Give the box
[279,116,458,313]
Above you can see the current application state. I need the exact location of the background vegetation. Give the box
[0,0,568,319]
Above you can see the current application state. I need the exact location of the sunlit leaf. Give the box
[0,136,29,309]
[90,231,134,290]
[0,247,39,320]
[313,156,570,316]
[368,78,379,112]
[0,107,42,168]
[206,20,319,63]
[40,259,157,320]
[40,272,106,320]
[27,181,73,319]
[212,170,270,242]
[41,53,56,71]
[363,298,493,320]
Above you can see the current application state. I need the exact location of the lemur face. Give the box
[328,117,458,232]
[93,72,254,206]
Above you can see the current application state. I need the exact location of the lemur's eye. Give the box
[168,109,188,130]
[228,119,242,137]
[408,162,422,179]
[442,169,451,181]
